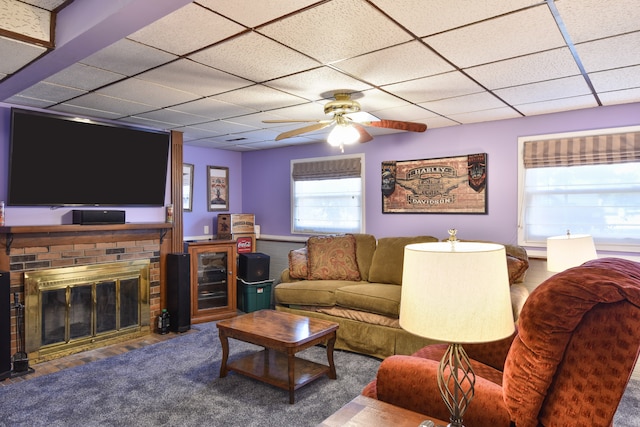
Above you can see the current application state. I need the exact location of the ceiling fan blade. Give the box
[275,121,334,141]
[360,119,427,132]
[352,123,373,143]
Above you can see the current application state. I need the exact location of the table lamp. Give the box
[400,236,514,427]
[546,231,597,272]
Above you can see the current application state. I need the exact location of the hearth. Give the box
[24,260,151,363]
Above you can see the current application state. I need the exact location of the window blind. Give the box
[523,131,640,168]
[292,157,361,181]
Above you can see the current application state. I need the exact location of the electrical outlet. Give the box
[204,225,210,234]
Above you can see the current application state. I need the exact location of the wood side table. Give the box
[319,395,447,427]
[217,309,338,404]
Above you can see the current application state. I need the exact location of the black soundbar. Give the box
[72,210,125,225]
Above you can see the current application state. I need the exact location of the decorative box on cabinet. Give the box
[184,240,237,323]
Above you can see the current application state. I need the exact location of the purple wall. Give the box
[240,102,640,245]
[182,145,242,238]
[2,102,639,244]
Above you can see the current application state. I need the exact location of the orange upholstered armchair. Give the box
[362,258,640,427]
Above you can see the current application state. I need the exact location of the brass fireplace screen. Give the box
[24,260,151,361]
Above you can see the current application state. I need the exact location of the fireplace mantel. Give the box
[0,223,172,255]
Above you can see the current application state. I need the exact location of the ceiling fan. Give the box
[263,92,427,149]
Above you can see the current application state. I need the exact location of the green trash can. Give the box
[237,278,273,313]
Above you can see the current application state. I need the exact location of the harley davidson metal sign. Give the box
[381,153,487,214]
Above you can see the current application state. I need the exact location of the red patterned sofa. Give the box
[362,258,640,426]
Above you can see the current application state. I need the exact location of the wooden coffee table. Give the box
[319,395,447,427]
[216,309,339,403]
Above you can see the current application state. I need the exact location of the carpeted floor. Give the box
[0,321,638,426]
[0,322,381,426]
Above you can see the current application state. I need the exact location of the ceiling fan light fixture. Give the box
[327,122,360,147]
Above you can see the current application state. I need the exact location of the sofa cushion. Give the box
[335,283,402,318]
[352,233,377,281]
[507,255,527,284]
[504,244,529,284]
[307,234,361,281]
[274,280,355,306]
[288,247,308,279]
[368,236,439,285]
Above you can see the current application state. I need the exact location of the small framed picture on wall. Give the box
[207,165,229,212]
[183,163,193,212]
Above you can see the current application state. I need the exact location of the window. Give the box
[518,126,640,252]
[291,154,364,234]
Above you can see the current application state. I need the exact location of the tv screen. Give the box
[8,108,170,207]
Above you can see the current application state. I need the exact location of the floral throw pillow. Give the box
[288,247,309,279]
[307,234,361,281]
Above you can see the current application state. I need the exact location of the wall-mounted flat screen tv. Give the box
[8,108,170,207]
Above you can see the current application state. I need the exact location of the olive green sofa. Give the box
[274,234,530,360]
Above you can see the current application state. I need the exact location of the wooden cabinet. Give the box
[184,240,237,323]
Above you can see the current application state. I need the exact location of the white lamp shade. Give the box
[400,242,515,344]
[546,234,597,272]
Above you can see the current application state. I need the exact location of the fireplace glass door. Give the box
[39,278,139,348]
[26,260,151,360]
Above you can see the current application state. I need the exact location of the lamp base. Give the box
[437,343,476,427]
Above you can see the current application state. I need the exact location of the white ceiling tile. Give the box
[419,92,509,116]
[3,94,55,108]
[598,88,640,106]
[64,93,156,117]
[97,78,199,108]
[382,71,484,103]
[446,107,521,125]
[371,0,541,37]
[19,0,67,11]
[118,116,175,130]
[589,66,640,93]
[137,59,252,97]
[189,32,320,82]
[174,126,223,139]
[264,101,327,121]
[197,0,319,28]
[134,108,210,126]
[259,0,412,64]
[265,67,372,102]
[356,89,413,111]
[44,63,124,90]
[218,111,299,129]
[16,81,85,103]
[0,0,51,42]
[494,76,592,105]
[514,95,598,116]
[575,32,640,73]
[51,103,123,120]
[80,39,177,76]
[465,48,580,90]
[334,41,455,86]
[366,104,439,122]
[127,4,245,56]
[0,36,47,74]
[171,97,256,120]
[212,85,309,112]
[555,0,640,43]
[189,120,256,135]
[418,116,460,129]
[424,6,565,68]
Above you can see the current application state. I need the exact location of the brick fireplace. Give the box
[0,223,172,364]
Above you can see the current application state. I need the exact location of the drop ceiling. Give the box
[1,0,639,151]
